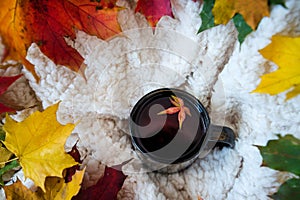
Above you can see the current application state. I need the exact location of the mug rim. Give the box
[129,88,211,164]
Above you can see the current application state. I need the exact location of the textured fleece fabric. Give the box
[0,0,299,199]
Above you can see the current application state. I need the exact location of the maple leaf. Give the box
[0,0,122,79]
[252,35,300,100]
[157,95,191,129]
[0,75,22,114]
[232,13,253,44]
[65,143,82,183]
[198,0,253,44]
[212,0,269,30]
[256,134,300,199]
[73,161,128,200]
[135,0,174,28]
[198,0,285,44]
[4,180,39,200]
[256,134,300,176]
[272,178,300,200]
[3,103,78,192]
[4,170,84,200]
[198,0,215,33]
[0,145,12,168]
[36,170,85,200]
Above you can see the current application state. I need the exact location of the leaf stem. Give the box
[0,157,19,166]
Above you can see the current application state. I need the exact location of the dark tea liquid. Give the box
[132,94,207,164]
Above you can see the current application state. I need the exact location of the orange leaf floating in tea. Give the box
[157,95,191,129]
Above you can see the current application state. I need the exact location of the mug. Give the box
[129,88,235,173]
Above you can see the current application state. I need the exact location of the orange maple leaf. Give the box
[157,95,191,129]
[0,0,123,80]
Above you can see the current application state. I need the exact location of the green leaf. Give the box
[268,0,286,8]
[271,178,300,200]
[0,160,19,186]
[257,134,300,176]
[233,14,253,44]
[198,0,215,33]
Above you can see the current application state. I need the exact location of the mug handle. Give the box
[207,125,236,149]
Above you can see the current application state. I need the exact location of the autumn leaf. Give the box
[73,161,129,200]
[0,145,12,168]
[4,180,40,200]
[212,0,269,30]
[271,178,300,200]
[198,0,285,44]
[198,0,255,44]
[252,35,300,100]
[232,14,253,44]
[157,95,191,129]
[65,143,82,183]
[256,134,300,176]
[198,0,215,33]
[36,170,85,200]
[0,0,122,79]
[135,0,174,28]
[0,75,22,114]
[256,134,300,200]
[3,103,77,192]
[4,170,84,200]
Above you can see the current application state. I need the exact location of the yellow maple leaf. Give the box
[4,170,84,200]
[37,169,85,200]
[3,103,78,192]
[253,35,300,100]
[212,0,269,30]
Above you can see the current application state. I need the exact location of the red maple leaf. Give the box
[0,75,22,114]
[135,0,174,28]
[72,160,129,200]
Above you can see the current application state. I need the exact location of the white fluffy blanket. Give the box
[1,0,300,199]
